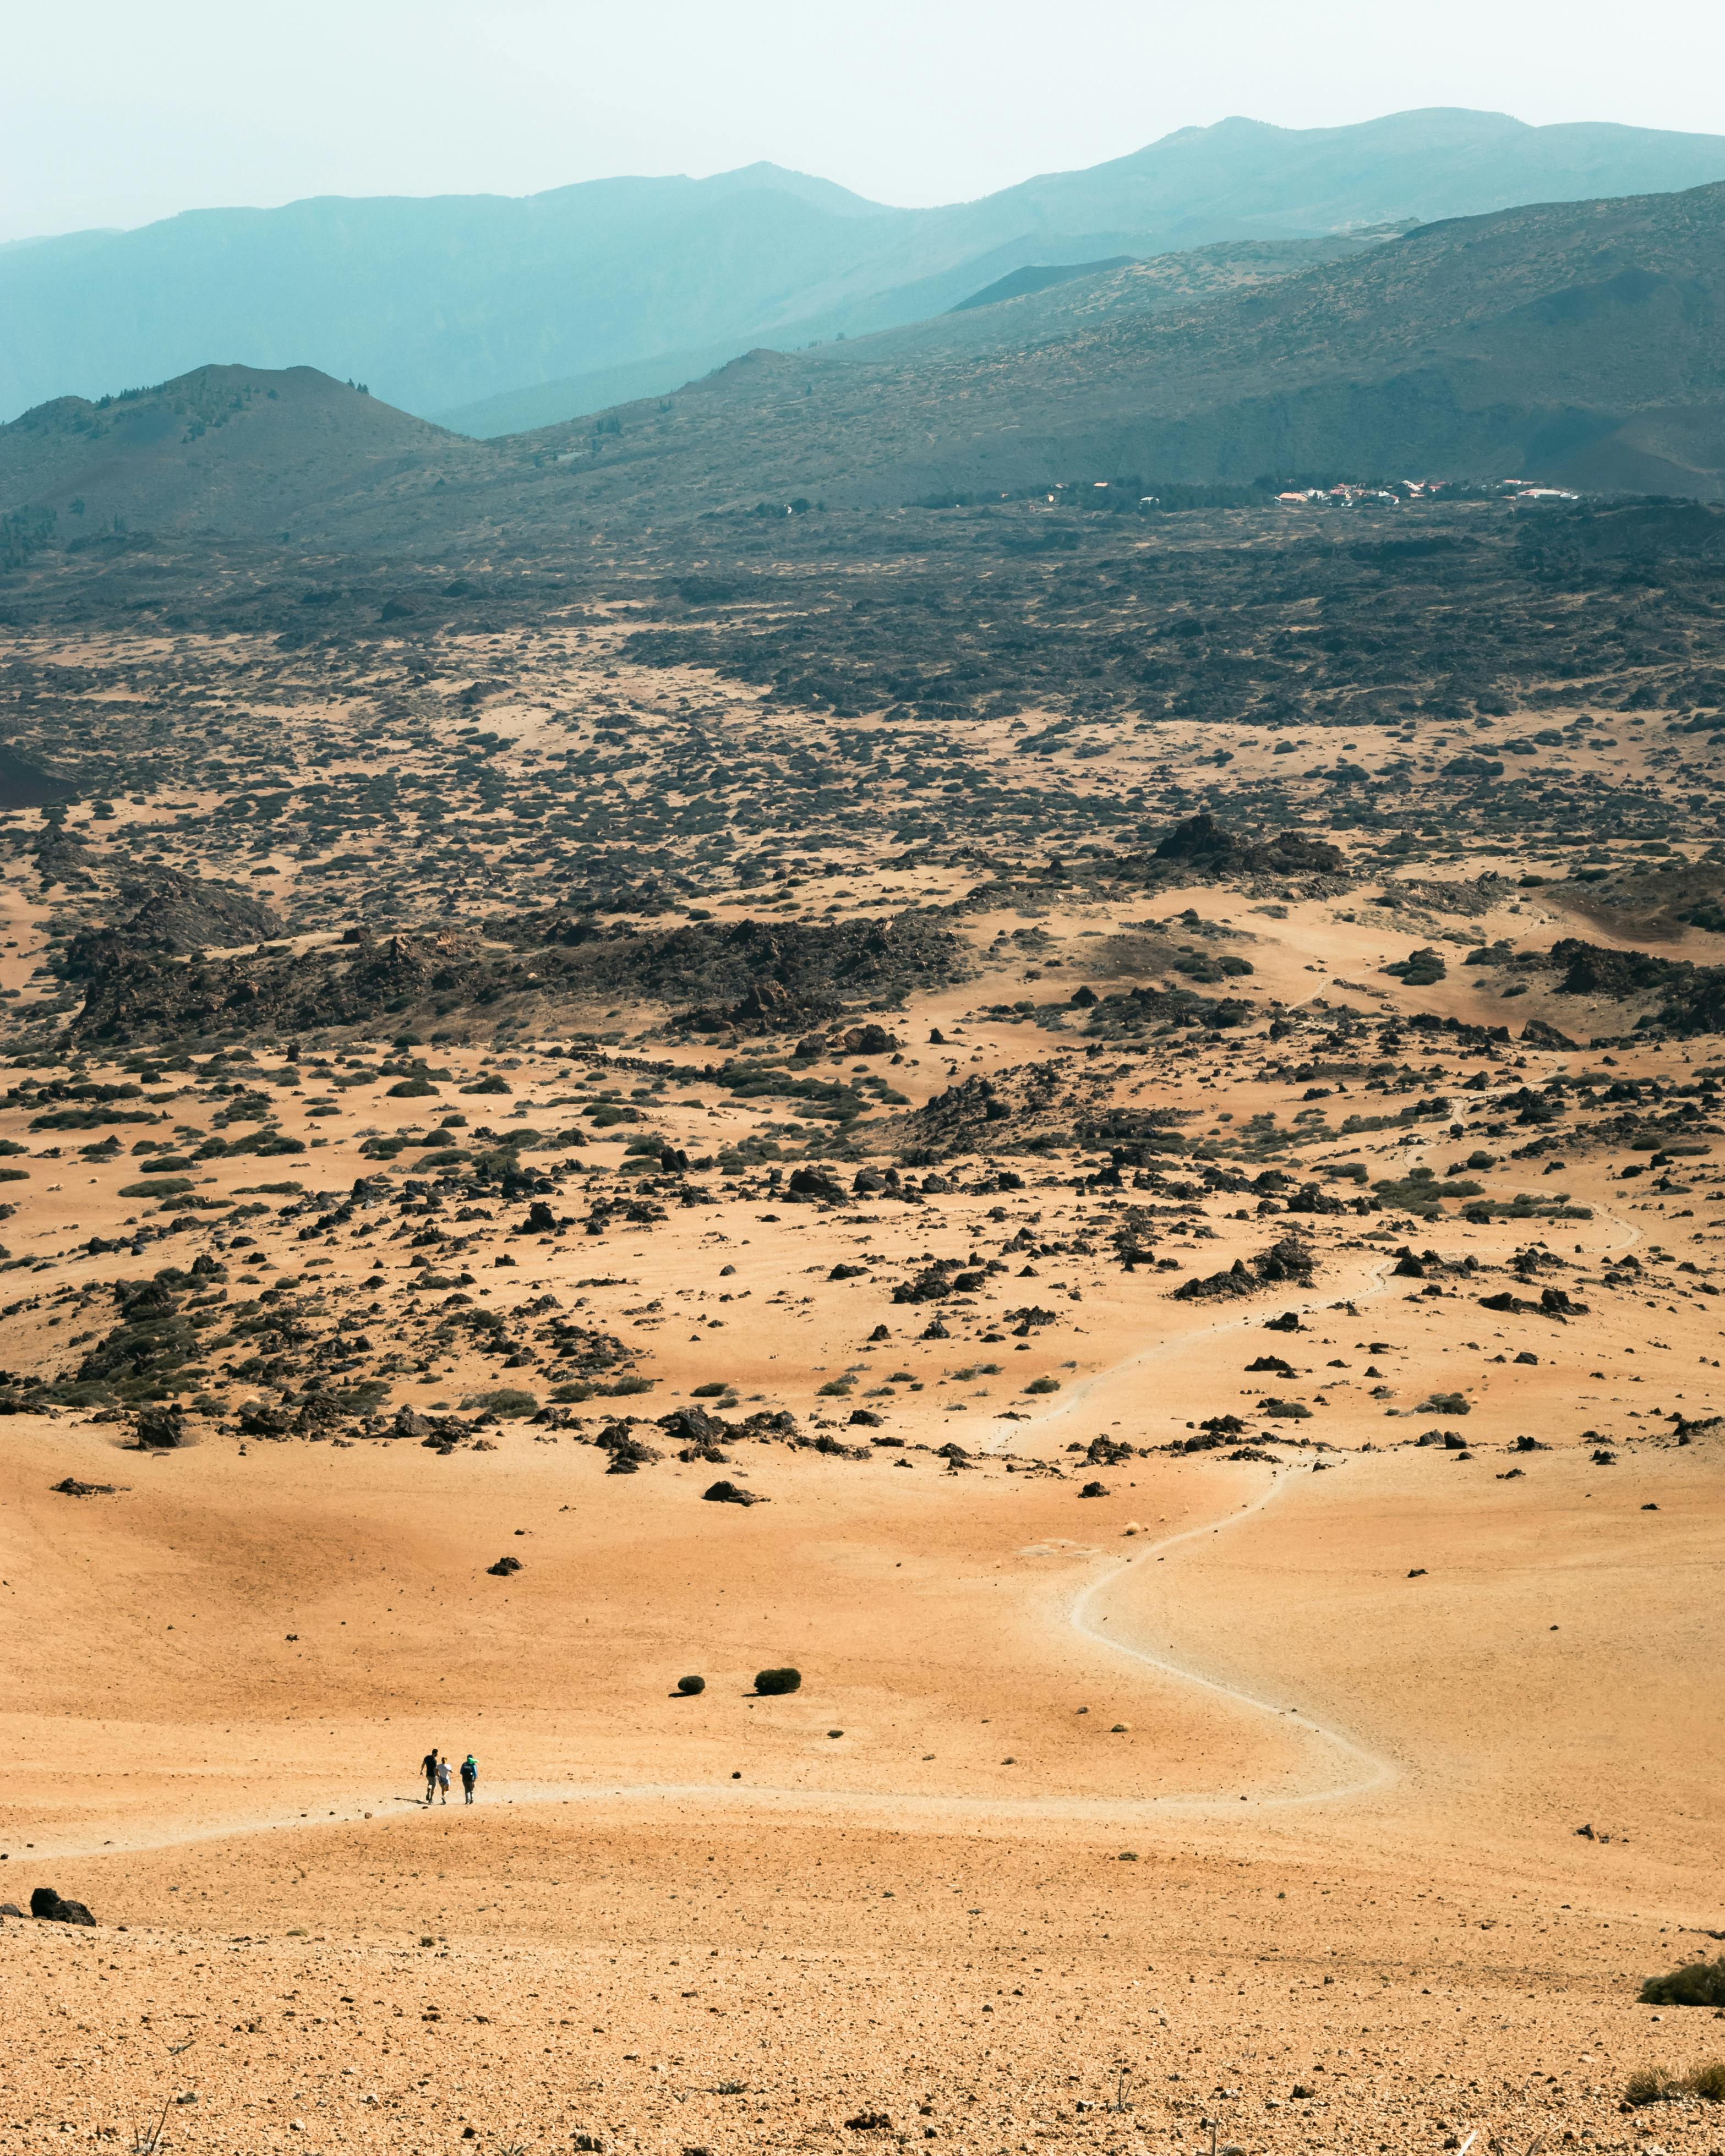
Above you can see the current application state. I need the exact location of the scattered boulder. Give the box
[658,1405,729,1447]
[835,1022,898,1055]
[51,1476,116,1497]
[703,1479,767,1505]
[133,1404,187,1450]
[30,1887,95,1927]
[602,1430,663,1473]
[1173,1235,1313,1302]
[486,1556,522,1577]
[787,1165,847,1205]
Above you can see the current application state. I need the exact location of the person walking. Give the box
[460,1753,477,1805]
[435,1754,452,1804]
[422,1747,439,1805]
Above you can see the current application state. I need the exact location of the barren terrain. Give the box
[0,494,1721,2154]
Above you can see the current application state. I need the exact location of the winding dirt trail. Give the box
[33,1204,1646,1865]
[36,1465,1385,1864]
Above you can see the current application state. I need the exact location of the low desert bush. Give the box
[1625,2067,1686,2108]
[1640,1957,1725,2008]
[462,1387,539,1420]
[1624,2061,1725,2107]
[755,1667,802,1695]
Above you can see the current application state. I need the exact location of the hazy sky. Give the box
[5,0,1723,243]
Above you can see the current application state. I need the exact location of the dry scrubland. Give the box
[0,498,1721,2151]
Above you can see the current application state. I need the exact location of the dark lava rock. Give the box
[62,868,282,979]
[703,1479,767,1504]
[133,1404,187,1450]
[52,1476,116,1497]
[1173,1233,1314,1301]
[787,1165,847,1205]
[1079,1480,1110,1497]
[834,1022,898,1055]
[603,1432,663,1473]
[1153,811,1343,879]
[486,1556,522,1577]
[31,1887,96,1927]
[658,1404,730,1447]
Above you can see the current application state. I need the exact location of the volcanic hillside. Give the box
[4,181,1725,551]
[0,364,484,540]
[514,178,1725,512]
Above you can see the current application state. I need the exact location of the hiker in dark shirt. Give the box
[422,1748,439,1805]
[460,1754,478,1805]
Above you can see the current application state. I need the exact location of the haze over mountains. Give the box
[6,172,1723,544]
[4,107,1725,440]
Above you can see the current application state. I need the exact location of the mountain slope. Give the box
[503,178,1725,512]
[0,365,484,538]
[4,110,1725,435]
[436,229,1396,439]
[5,181,1723,549]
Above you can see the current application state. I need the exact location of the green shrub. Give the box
[1025,1375,1061,1395]
[691,1382,729,1398]
[676,1675,706,1696]
[462,1387,539,1420]
[119,1177,193,1198]
[1690,2061,1725,2102]
[1640,1957,1725,2007]
[754,1667,801,1695]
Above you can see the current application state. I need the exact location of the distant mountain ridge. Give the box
[4,178,1724,545]
[509,176,1725,511]
[4,107,1725,437]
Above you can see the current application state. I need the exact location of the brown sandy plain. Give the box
[0,601,1720,2154]
[1,851,1723,2156]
